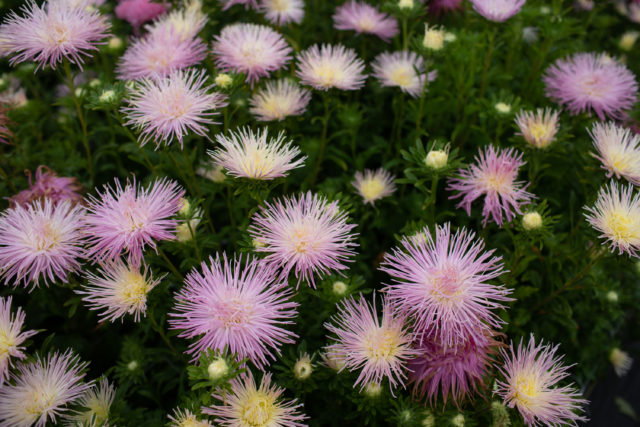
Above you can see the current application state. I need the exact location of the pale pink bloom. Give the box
[469,0,526,22]
[249,79,311,121]
[352,168,396,205]
[168,408,212,427]
[372,51,425,98]
[0,297,38,385]
[144,3,206,42]
[9,165,83,208]
[219,0,258,10]
[64,377,116,426]
[448,145,534,227]
[514,108,560,149]
[0,199,84,288]
[115,0,166,31]
[296,44,366,91]
[333,1,398,42]
[259,0,305,25]
[589,121,640,186]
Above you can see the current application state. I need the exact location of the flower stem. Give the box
[310,93,332,186]
[63,61,93,182]
[157,246,182,280]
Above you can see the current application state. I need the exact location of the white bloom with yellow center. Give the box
[522,212,543,230]
[64,378,116,426]
[260,0,305,25]
[619,31,640,51]
[590,122,640,186]
[0,297,37,385]
[207,358,229,380]
[352,168,396,205]
[398,0,414,9]
[515,108,560,149]
[422,24,446,51]
[147,0,206,42]
[495,102,512,114]
[425,148,449,169]
[372,50,426,98]
[214,73,233,89]
[610,348,633,377]
[168,408,213,427]
[249,79,311,122]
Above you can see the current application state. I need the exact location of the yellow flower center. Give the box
[514,373,539,406]
[429,266,464,303]
[271,0,290,12]
[261,97,286,120]
[25,389,56,416]
[390,66,414,88]
[315,64,342,87]
[239,391,276,427]
[117,270,150,308]
[240,147,276,178]
[529,122,553,146]
[604,209,640,243]
[217,297,252,329]
[364,328,400,361]
[32,219,61,252]
[360,178,386,202]
[0,330,15,357]
[289,222,315,254]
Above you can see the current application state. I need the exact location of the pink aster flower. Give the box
[0,297,38,385]
[589,121,640,186]
[0,199,84,288]
[514,108,560,149]
[429,0,463,15]
[380,223,510,348]
[169,254,299,369]
[352,168,396,205]
[448,145,534,227]
[0,350,92,427]
[249,78,311,122]
[259,0,305,25]
[324,294,417,392]
[469,0,526,22]
[248,192,358,288]
[9,165,83,208]
[296,44,366,91]
[333,1,398,42]
[372,51,426,98]
[544,53,638,120]
[495,335,588,427]
[122,69,227,149]
[83,178,185,265]
[115,0,166,31]
[212,23,292,86]
[0,0,109,71]
[203,371,308,426]
[219,0,258,10]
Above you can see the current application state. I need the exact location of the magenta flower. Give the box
[248,192,358,288]
[115,0,166,31]
[296,44,367,91]
[0,199,85,288]
[380,223,510,348]
[212,23,292,85]
[495,335,588,427]
[429,0,463,15]
[0,0,110,71]
[169,254,298,369]
[122,69,227,149]
[219,0,258,10]
[259,0,305,25]
[469,0,526,22]
[0,297,38,385]
[333,1,398,42]
[544,53,638,120]
[83,178,185,265]
[372,51,426,98]
[448,145,534,227]
[324,294,417,392]
[9,165,83,208]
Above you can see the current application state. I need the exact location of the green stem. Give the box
[157,247,182,280]
[226,186,237,246]
[114,111,157,175]
[402,18,409,50]
[310,94,332,186]
[63,61,93,182]
[479,27,497,100]
[187,221,202,263]
[429,176,438,227]
[148,309,185,362]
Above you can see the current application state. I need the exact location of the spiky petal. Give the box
[249,79,311,122]
[0,297,38,385]
[333,1,398,42]
[296,44,367,91]
[589,121,640,186]
[469,0,525,22]
[352,168,396,205]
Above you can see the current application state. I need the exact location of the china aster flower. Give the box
[585,182,640,257]
[372,51,426,98]
[589,121,640,186]
[0,297,38,385]
[448,145,534,226]
[168,408,212,427]
[352,168,396,205]
[543,52,639,120]
[122,69,227,149]
[203,371,308,427]
[259,0,305,25]
[469,0,526,22]
[333,1,398,42]
[115,0,166,31]
[324,294,417,392]
[169,254,299,368]
[380,223,510,348]
[296,44,366,91]
[0,351,92,427]
[64,377,115,426]
[83,178,185,265]
[249,79,311,121]
[515,108,560,149]
[209,127,306,180]
[248,192,358,288]
[9,165,83,208]
[145,2,206,42]
[0,0,110,71]
[0,199,85,288]
[212,23,292,85]
[429,0,463,15]
[219,0,258,10]
[495,335,588,427]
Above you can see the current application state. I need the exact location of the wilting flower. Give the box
[448,145,534,226]
[544,52,639,120]
[609,348,633,377]
[495,335,588,427]
[293,353,314,380]
[352,168,396,205]
[203,371,308,426]
[248,192,358,288]
[589,121,640,186]
[219,0,258,10]
[209,127,306,180]
[380,223,510,348]
[0,351,92,427]
[169,254,299,368]
[324,294,417,392]
[64,378,116,426]
[0,0,110,70]
[212,23,292,85]
[115,0,166,31]
[469,0,525,22]
[333,1,398,42]
[585,182,640,257]
[0,297,38,385]
[168,408,213,427]
[296,44,366,91]
[515,108,560,149]
[83,178,185,265]
[0,199,84,288]
[77,259,163,322]
[372,51,425,98]
[9,165,82,207]
[122,69,227,149]
[259,0,305,25]
[249,79,311,121]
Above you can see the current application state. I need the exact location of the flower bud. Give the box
[207,358,229,380]
[215,73,233,88]
[522,212,543,230]
[293,353,313,380]
[425,150,448,169]
[332,281,348,296]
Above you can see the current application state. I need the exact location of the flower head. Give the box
[145,3,206,43]
[169,254,299,369]
[296,44,366,91]
[515,108,560,149]
[0,199,84,288]
[212,23,292,85]
[64,378,115,426]
[248,192,358,288]
[259,0,305,25]
[209,127,306,180]
[293,353,313,380]
[543,53,638,120]
[372,51,426,98]
[429,0,463,15]
[522,211,543,230]
[9,165,83,208]
[422,24,446,51]
[609,348,633,377]
[115,0,166,30]
[168,408,213,427]
[469,0,526,22]
[0,297,38,385]
[352,168,396,205]
[333,1,398,42]
[83,178,185,265]
[249,79,311,122]
[495,335,588,427]
[448,145,534,226]
[589,122,640,186]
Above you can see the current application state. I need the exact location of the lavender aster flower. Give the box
[296,44,366,91]
[0,297,38,385]
[589,121,640,186]
[249,79,311,122]
[333,1,399,42]
[9,165,83,208]
[259,0,305,25]
[469,0,526,22]
[372,51,426,98]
